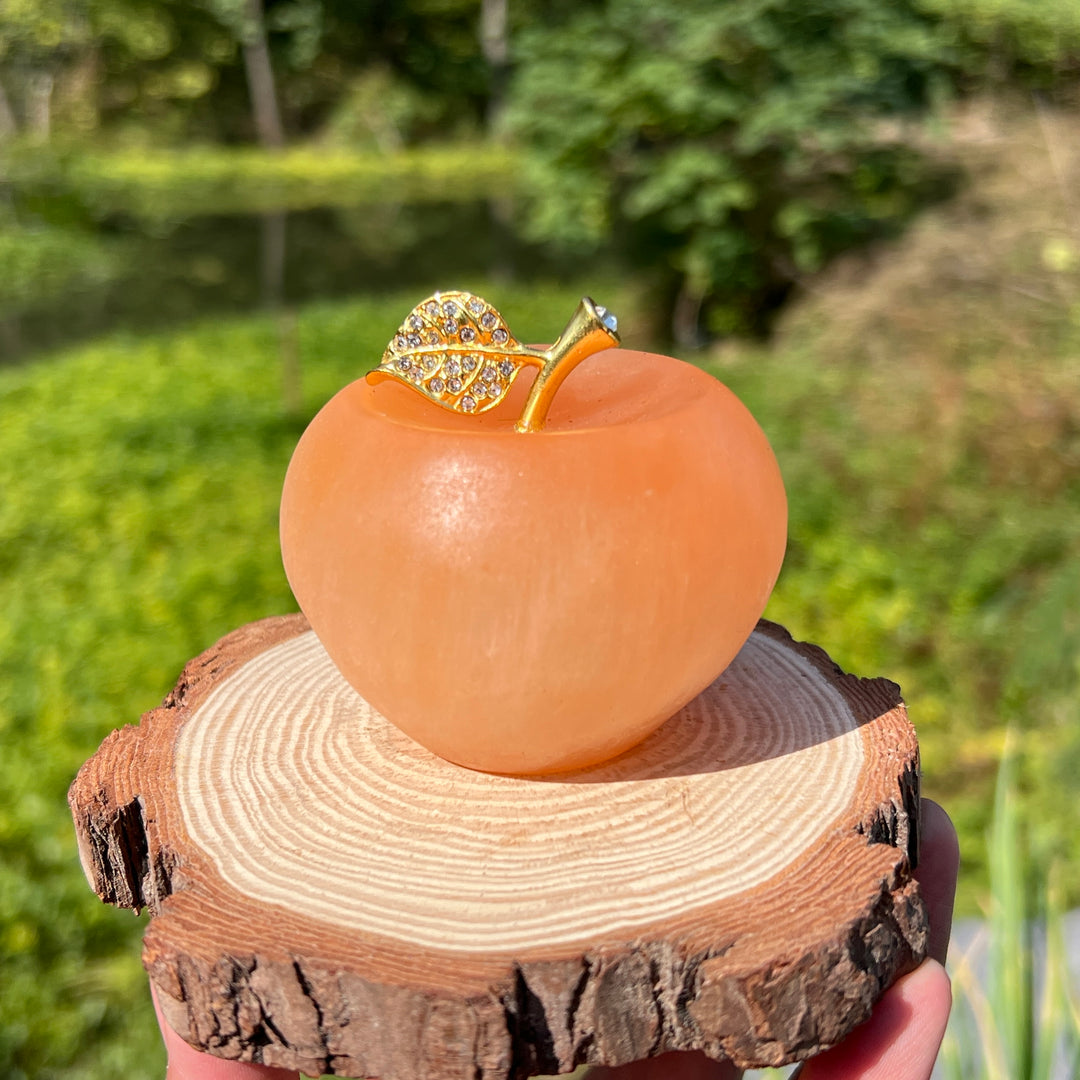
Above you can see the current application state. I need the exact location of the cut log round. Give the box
[69,615,926,1079]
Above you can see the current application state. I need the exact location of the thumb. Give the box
[797,959,952,1080]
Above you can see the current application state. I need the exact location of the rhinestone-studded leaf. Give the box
[371,290,540,414]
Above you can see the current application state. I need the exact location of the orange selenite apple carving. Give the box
[280,295,786,775]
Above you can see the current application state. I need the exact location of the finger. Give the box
[589,1049,740,1080]
[916,798,960,964]
[152,984,301,1080]
[797,959,951,1080]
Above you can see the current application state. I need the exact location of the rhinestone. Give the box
[448,377,462,393]
[460,395,476,412]
[594,303,618,332]
[406,333,422,348]
[473,384,487,399]
[482,365,496,382]
[426,330,440,344]
[460,325,476,343]
[443,301,459,318]
[423,356,437,371]
[498,360,514,378]
[480,312,497,330]
[429,377,446,394]
[444,320,459,336]
[492,328,509,344]
[462,355,477,372]
[468,297,485,314]
[445,358,461,376]
[424,301,438,315]
[411,368,423,382]
[396,357,412,371]
[394,335,406,350]
[408,315,424,330]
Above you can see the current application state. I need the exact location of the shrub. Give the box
[508,0,958,341]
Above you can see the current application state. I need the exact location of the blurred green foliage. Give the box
[0,0,492,144]
[4,141,517,220]
[4,0,1080,338]
[508,0,960,339]
[720,98,1080,907]
[921,0,1080,84]
[1,0,1076,149]
[3,0,1079,312]
[942,740,1080,1080]
[0,222,119,309]
[726,307,1080,908]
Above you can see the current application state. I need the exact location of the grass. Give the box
[941,736,1080,1080]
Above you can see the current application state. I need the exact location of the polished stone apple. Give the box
[280,347,786,774]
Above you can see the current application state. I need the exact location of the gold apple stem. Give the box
[515,298,621,433]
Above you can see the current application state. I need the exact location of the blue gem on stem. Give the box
[594,303,618,333]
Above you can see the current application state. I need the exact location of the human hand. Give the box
[153,799,958,1080]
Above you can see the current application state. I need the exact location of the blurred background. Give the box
[1,1,1078,1077]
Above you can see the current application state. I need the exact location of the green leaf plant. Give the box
[941,733,1080,1080]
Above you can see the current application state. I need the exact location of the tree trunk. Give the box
[240,0,293,414]
[259,209,286,308]
[0,316,22,363]
[672,279,705,349]
[277,307,302,417]
[481,0,513,280]
[27,71,53,142]
[241,0,285,150]
[257,210,299,414]
[480,0,509,134]
[0,78,18,140]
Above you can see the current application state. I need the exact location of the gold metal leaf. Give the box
[367,289,620,432]
[367,290,538,416]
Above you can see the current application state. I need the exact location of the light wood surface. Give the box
[70,615,927,1079]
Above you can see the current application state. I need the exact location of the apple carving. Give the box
[280,292,786,774]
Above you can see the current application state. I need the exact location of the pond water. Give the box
[1,200,596,364]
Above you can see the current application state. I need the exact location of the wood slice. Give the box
[69,615,926,1079]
